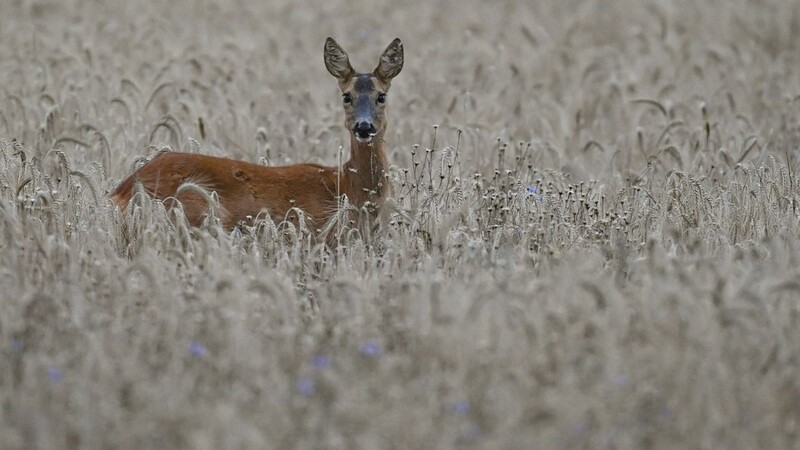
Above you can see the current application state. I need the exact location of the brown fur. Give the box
[111,38,402,235]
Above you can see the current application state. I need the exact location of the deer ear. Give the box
[374,38,403,83]
[324,38,354,81]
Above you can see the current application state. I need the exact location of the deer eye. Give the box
[376,93,386,104]
[342,93,352,104]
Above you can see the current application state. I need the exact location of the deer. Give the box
[111,37,403,238]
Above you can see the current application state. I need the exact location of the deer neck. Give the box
[341,137,389,206]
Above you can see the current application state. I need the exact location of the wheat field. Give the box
[1,0,799,448]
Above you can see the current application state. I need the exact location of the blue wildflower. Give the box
[572,420,589,436]
[10,339,23,353]
[311,354,331,370]
[359,339,382,357]
[527,186,546,201]
[452,400,471,416]
[296,377,315,396]
[614,373,631,386]
[47,367,63,383]
[189,341,207,358]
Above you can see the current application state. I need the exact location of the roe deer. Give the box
[111,37,403,236]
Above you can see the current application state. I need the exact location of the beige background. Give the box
[0,0,798,448]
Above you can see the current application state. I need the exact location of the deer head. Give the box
[324,37,404,144]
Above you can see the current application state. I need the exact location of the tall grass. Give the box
[1,0,799,448]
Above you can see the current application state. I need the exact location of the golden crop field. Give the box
[1,0,799,448]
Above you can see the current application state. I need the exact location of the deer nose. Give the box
[353,121,376,139]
